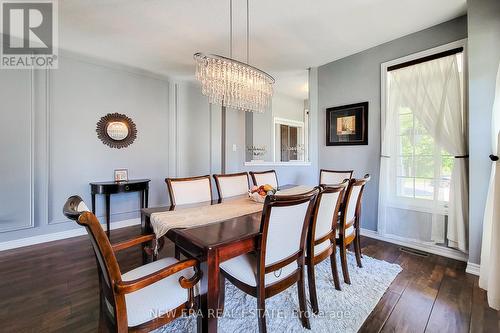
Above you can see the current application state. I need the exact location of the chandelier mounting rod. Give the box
[246,0,249,64]
[229,0,232,59]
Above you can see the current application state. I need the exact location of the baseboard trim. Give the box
[466,262,480,276]
[360,228,468,262]
[0,218,141,252]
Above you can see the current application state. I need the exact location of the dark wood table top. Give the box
[169,212,262,251]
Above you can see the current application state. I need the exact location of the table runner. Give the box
[150,197,263,239]
[150,186,315,239]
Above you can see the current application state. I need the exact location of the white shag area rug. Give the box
[157,252,401,332]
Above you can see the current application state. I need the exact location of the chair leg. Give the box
[174,245,180,260]
[357,231,363,258]
[306,259,319,314]
[330,244,341,290]
[97,291,108,333]
[197,294,208,333]
[339,242,351,284]
[257,291,267,333]
[219,274,225,313]
[354,235,363,268]
[297,269,311,329]
[97,314,108,333]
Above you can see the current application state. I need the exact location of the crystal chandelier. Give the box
[194,0,274,113]
[194,53,274,113]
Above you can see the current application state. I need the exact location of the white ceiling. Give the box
[59,0,466,99]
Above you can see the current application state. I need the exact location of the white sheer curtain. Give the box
[379,54,468,251]
[479,63,500,310]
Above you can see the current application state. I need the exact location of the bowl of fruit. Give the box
[249,184,277,203]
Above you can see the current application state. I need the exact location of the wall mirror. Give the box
[245,70,309,164]
[96,113,137,149]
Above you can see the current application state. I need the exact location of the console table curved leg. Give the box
[91,194,96,214]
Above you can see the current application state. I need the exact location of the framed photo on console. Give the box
[114,169,128,182]
[326,102,368,146]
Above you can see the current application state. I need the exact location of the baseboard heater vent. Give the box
[399,247,429,257]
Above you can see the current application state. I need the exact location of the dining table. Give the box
[140,185,302,333]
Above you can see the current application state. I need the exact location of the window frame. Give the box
[380,39,467,215]
[272,117,305,162]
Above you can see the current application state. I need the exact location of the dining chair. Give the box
[319,169,353,185]
[165,175,213,206]
[249,170,279,189]
[306,181,348,314]
[213,172,250,199]
[63,195,202,333]
[337,174,370,284]
[219,189,318,333]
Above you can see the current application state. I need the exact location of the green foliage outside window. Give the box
[396,107,452,201]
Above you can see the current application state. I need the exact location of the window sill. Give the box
[244,161,312,167]
[385,200,449,215]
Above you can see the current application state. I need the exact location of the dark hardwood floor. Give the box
[0,226,498,333]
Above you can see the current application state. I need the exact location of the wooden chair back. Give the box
[258,188,318,282]
[250,170,279,189]
[165,175,213,206]
[340,174,371,235]
[63,195,124,328]
[309,182,348,260]
[319,169,353,185]
[213,172,250,199]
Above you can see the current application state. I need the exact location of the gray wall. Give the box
[0,52,217,242]
[0,52,172,241]
[318,16,467,231]
[242,68,320,186]
[249,92,305,162]
[0,48,317,244]
[467,0,500,264]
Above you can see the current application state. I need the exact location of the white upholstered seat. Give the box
[320,170,353,185]
[311,228,358,257]
[345,185,362,223]
[219,191,317,332]
[167,176,212,205]
[220,254,298,287]
[77,201,90,213]
[250,170,278,189]
[122,257,196,327]
[337,225,355,238]
[214,173,250,199]
[313,191,341,239]
[311,190,345,256]
[221,200,310,286]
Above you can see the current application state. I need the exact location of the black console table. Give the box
[89,179,151,238]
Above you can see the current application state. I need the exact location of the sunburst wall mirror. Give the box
[96,113,137,149]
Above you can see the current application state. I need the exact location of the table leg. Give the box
[91,194,96,214]
[199,248,220,333]
[140,190,145,209]
[141,214,149,264]
[105,194,110,238]
[145,188,149,208]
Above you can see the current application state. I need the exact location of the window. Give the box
[379,41,468,249]
[386,51,464,209]
[395,105,453,203]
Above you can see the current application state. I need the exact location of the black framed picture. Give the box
[326,102,368,146]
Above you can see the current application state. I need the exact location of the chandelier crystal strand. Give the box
[194,53,274,113]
